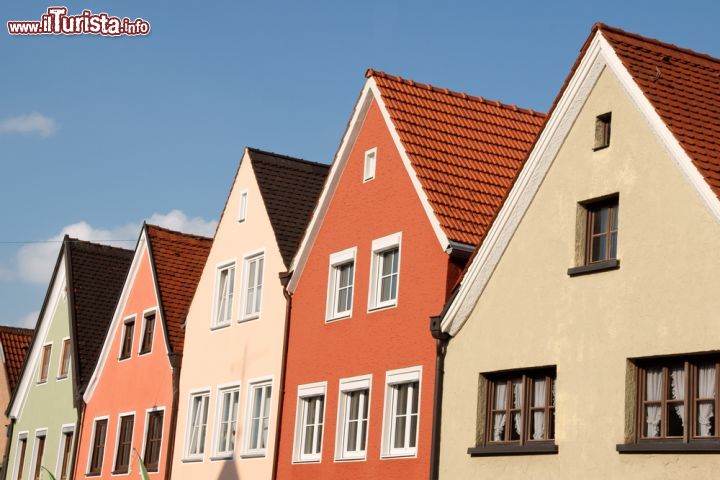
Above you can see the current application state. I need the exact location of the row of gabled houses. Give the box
[3,22,720,480]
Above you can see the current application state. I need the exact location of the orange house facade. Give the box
[73,225,211,479]
[276,71,544,479]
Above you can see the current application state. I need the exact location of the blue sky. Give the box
[1,0,719,327]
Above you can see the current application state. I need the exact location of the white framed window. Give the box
[112,413,134,475]
[184,391,210,461]
[30,429,47,480]
[382,367,421,458]
[363,147,377,182]
[213,385,240,458]
[368,232,401,311]
[87,417,109,475]
[243,379,273,457]
[38,343,52,383]
[325,248,356,321]
[13,431,28,480]
[55,424,75,480]
[240,252,264,321]
[293,382,326,463]
[212,262,236,328]
[238,190,248,223]
[335,375,371,461]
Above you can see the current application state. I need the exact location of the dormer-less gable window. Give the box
[368,232,401,311]
[326,247,356,321]
[119,318,135,360]
[213,262,236,328]
[238,191,248,223]
[363,148,377,182]
[594,112,612,150]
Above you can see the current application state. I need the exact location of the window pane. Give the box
[396,385,408,415]
[697,364,716,437]
[592,207,608,234]
[609,232,617,259]
[666,403,685,436]
[393,416,406,448]
[611,205,618,230]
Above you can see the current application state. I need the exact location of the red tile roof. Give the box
[0,326,33,393]
[596,24,720,199]
[367,69,546,245]
[146,224,212,354]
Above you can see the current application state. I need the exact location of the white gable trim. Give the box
[10,256,67,419]
[287,78,450,292]
[83,229,170,403]
[441,31,720,336]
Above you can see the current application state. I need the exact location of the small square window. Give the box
[336,376,370,461]
[213,263,236,328]
[139,313,155,355]
[241,254,264,321]
[363,148,376,182]
[294,383,326,463]
[119,318,135,360]
[238,191,248,223]
[594,112,612,150]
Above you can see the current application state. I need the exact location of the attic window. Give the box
[238,191,248,223]
[364,148,377,182]
[594,113,612,150]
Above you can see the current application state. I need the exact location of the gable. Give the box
[441,28,720,336]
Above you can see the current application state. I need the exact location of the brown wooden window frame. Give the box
[31,432,45,480]
[58,338,71,379]
[38,344,51,384]
[585,197,619,265]
[594,112,612,150]
[139,313,155,355]
[58,429,74,480]
[113,414,134,474]
[622,355,720,452]
[469,367,557,456]
[143,410,164,472]
[119,318,135,360]
[16,435,27,480]
[88,418,108,475]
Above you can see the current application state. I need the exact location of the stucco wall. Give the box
[7,291,78,480]
[440,67,720,479]
[74,246,173,479]
[276,99,449,479]
[171,151,287,480]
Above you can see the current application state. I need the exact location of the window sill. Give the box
[239,314,260,323]
[617,441,720,454]
[210,454,233,461]
[592,144,610,152]
[240,452,266,459]
[468,443,558,457]
[292,458,321,464]
[326,313,351,323]
[181,457,203,463]
[368,302,398,314]
[567,259,619,277]
[209,323,231,332]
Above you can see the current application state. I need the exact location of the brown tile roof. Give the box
[367,70,546,246]
[145,224,212,354]
[67,238,133,393]
[0,326,33,393]
[596,23,720,199]
[248,148,330,267]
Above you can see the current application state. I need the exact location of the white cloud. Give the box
[0,112,58,137]
[13,210,216,285]
[18,310,39,328]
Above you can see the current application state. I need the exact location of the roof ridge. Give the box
[65,237,133,255]
[596,22,720,69]
[144,223,213,242]
[365,68,546,118]
[247,147,330,169]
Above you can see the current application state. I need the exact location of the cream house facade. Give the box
[171,148,328,480]
[437,24,720,479]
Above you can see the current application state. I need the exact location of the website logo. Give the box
[8,7,150,36]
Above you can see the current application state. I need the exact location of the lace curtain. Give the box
[492,383,506,441]
[513,380,523,437]
[533,379,546,440]
[670,367,686,428]
[645,369,662,437]
[698,364,716,436]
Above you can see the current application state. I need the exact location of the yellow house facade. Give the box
[437,24,720,479]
